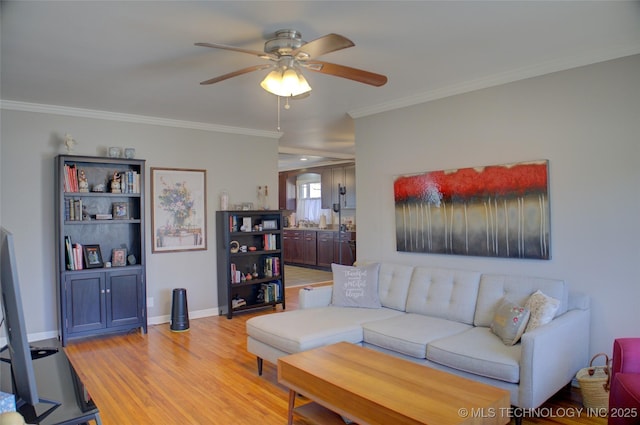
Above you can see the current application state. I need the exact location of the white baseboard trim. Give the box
[148,307,220,325]
[0,308,222,347]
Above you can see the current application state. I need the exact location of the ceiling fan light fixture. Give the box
[282,68,300,93]
[260,67,312,97]
[260,70,284,94]
[295,72,312,94]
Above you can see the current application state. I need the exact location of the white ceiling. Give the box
[2,1,639,170]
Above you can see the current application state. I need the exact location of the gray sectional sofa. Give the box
[246,262,590,409]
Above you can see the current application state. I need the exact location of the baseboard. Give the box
[148,307,220,325]
[0,308,223,346]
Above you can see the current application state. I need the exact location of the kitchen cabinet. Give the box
[285,229,356,268]
[302,231,317,266]
[316,231,335,268]
[343,164,356,208]
[278,171,296,211]
[283,229,303,264]
[321,164,356,210]
[334,231,357,266]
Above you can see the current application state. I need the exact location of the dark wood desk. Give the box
[1,338,101,425]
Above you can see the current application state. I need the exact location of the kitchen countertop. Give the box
[283,227,355,232]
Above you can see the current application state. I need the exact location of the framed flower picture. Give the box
[151,167,207,253]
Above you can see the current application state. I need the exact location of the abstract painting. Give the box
[394,160,550,259]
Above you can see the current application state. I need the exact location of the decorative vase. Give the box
[174,213,189,229]
[220,191,229,210]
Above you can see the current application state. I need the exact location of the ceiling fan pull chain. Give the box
[277,95,281,131]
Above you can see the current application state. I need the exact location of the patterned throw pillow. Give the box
[524,289,560,333]
[490,298,530,345]
[331,263,381,309]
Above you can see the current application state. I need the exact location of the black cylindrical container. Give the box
[170,288,189,332]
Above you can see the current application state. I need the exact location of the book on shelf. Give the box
[260,280,281,303]
[66,199,85,221]
[263,257,280,278]
[263,233,277,250]
[120,170,140,194]
[64,199,71,221]
[69,242,84,270]
[64,164,78,192]
[231,297,246,309]
[64,165,140,194]
[229,215,238,232]
[64,237,86,271]
[65,236,74,270]
[230,263,237,283]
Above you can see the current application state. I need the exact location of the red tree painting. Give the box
[393,160,550,259]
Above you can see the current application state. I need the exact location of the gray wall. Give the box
[0,108,279,339]
[355,54,640,355]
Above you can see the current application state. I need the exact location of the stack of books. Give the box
[64,236,84,270]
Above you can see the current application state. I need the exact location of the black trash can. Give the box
[170,288,189,332]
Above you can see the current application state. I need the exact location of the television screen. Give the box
[0,227,39,407]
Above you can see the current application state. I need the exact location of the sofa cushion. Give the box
[246,306,403,354]
[490,298,530,345]
[474,274,567,327]
[427,327,522,383]
[377,262,414,311]
[331,263,381,309]
[362,313,471,359]
[405,267,481,325]
[524,290,560,332]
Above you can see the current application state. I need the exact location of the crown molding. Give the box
[0,100,283,139]
[278,145,354,160]
[349,46,640,119]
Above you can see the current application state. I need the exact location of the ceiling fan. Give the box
[195,29,387,97]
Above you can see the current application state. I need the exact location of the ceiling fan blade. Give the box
[199,64,274,85]
[305,61,388,87]
[195,42,276,60]
[292,34,354,60]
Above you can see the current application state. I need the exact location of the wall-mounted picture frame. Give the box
[83,245,103,269]
[111,248,127,267]
[151,167,207,253]
[112,202,129,220]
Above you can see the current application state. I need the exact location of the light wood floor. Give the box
[284,265,333,287]
[64,285,606,425]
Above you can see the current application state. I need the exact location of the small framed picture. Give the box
[241,217,252,232]
[83,245,103,269]
[111,248,127,267]
[112,202,129,220]
[262,219,277,230]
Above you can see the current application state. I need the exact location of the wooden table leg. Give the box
[287,389,296,425]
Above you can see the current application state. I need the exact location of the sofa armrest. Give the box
[568,291,590,311]
[518,308,591,408]
[613,338,640,376]
[298,285,333,309]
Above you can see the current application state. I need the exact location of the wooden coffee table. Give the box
[278,342,510,425]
